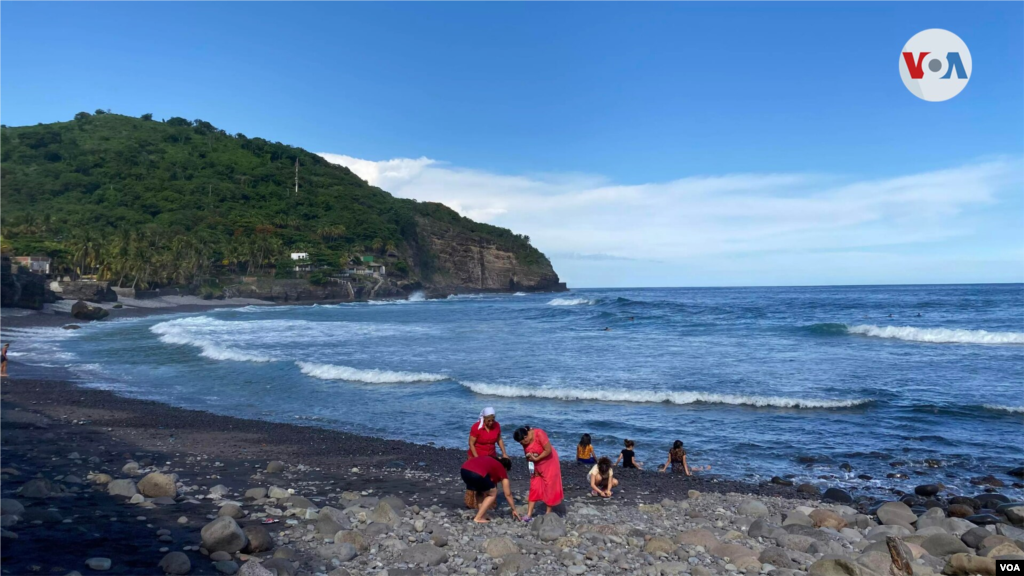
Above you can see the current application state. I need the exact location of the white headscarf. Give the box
[478,407,496,429]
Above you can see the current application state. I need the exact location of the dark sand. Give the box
[0,375,810,575]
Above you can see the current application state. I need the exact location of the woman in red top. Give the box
[468,407,508,460]
[460,456,521,523]
[513,426,564,520]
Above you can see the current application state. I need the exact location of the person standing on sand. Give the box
[468,407,508,460]
[513,426,564,520]
[460,455,521,523]
[1,343,9,377]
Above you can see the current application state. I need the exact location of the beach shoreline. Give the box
[0,375,805,575]
[4,376,1023,576]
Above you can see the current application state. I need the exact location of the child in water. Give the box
[659,440,711,476]
[576,433,596,465]
[588,456,618,497]
[615,439,643,469]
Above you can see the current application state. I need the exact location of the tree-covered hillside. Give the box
[0,112,549,288]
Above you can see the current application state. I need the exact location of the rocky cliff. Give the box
[0,257,57,310]
[416,217,566,296]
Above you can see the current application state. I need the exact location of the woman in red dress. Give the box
[465,407,509,509]
[467,407,508,460]
[513,426,564,520]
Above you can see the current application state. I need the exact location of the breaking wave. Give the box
[983,404,1024,414]
[847,325,1024,345]
[150,321,273,363]
[296,361,448,384]
[459,382,869,409]
[548,297,594,306]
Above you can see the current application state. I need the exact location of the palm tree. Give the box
[317,225,347,243]
[68,231,100,279]
[371,238,384,253]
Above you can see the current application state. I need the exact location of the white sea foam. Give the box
[151,322,274,363]
[459,382,869,409]
[148,315,276,360]
[983,404,1024,414]
[296,361,447,384]
[547,297,594,306]
[847,325,1024,345]
[513,292,527,296]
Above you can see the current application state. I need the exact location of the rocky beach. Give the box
[2,373,1024,576]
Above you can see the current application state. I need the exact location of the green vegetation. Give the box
[0,112,548,288]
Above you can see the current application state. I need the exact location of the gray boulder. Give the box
[738,499,770,518]
[530,513,567,542]
[498,553,537,575]
[243,525,274,553]
[369,501,399,526]
[808,556,873,576]
[823,488,855,504]
[921,533,970,557]
[71,300,110,320]
[218,504,244,519]
[244,487,267,500]
[749,518,777,539]
[483,536,519,558]
[18,478,60,498]
[158,551,191,575]
[107,479,138,498]
[876,502,917,527]
[261,558,295,576]
[201,517,248,553]
[784,511,814,527]
[333,530,367,552]
[317,542,357,562]
[0,500,24,517]
[758,546,795,569]
[399,543,447,567]
[238,560,273,576]
[1004,506,1024,526]
[961,526,993,549]
[316,506,351,535]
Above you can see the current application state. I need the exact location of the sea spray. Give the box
[296,361,447,384]
[459,381,869,409]
[847,324,1024,345]
[547,297,594,306]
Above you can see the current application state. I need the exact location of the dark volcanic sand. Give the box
[0,377,807,575]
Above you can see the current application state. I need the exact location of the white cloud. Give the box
[319,151,1022,286]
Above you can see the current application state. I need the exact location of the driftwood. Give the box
[887,536,914,576]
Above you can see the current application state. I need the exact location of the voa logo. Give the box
[899,29,971,102]
[997,559,1024,576]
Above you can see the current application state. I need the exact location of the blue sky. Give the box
[3,3,1022,287]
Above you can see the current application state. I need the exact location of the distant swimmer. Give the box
[888,314,894,318]
[916,313,922,317]
[603,327,612,331]
[628,317,635,321]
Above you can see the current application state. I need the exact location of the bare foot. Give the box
[473,517,491,523]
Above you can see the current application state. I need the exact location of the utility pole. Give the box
[294,158,299,196]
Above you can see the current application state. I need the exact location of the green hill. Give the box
[0,111,562,294]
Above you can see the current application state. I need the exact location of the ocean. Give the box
[5,284,1023,496]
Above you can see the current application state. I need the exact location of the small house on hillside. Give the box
[368,262,386,277]
[290,252,312,272]
[12,256,51,275]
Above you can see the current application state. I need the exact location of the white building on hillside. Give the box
[290,252,312,272]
